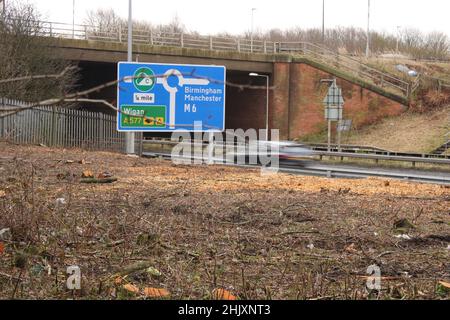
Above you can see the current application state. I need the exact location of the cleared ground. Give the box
[0,143,449,300]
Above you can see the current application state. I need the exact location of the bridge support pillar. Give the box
[271,62,291,140]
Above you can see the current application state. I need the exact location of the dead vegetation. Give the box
[345,105,450,153]
[0,142,449,300]
[86,8,450,61]
[0,3,77,102]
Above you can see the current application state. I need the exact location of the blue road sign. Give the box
[117,62,226,132]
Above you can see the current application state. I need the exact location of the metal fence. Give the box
[0,98,129,152]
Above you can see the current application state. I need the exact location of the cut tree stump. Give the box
[80,177,118,184]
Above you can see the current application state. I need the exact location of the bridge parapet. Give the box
[6,18,412,100]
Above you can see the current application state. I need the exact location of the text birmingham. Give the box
[184,86,223,102]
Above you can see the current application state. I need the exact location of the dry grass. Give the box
[345,106,450,153]
[366,58,450,82]
[0,142,449,300]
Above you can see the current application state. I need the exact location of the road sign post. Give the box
[117,62,226,132]
[323,79,345,152]
[337,119,353,144]
[327,119,331,152]
[125,0,134,155]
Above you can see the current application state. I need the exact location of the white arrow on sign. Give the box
[157,69,210,129]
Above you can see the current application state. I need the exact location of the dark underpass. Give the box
[75,61,270,138]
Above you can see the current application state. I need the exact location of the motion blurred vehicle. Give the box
[232,140,314,166]
[277,141,314,166]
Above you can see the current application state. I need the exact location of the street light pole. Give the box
[365,0,370,57]
[72,0,75,39]
[250,8,256,53]
[396,26,401,53]
[322,0,325,43]
[127,0,133,62]
[249,73,270,141]
[125,0,135,154]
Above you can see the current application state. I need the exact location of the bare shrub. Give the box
[83,8,449,60]
[0,1,77,102]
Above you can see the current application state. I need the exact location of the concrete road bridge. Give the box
[38,20,414,140]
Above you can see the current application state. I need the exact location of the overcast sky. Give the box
[24,0,450,36]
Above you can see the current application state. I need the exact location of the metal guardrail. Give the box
[305,143,450,160]
[315,151,450,166]
[143,151,450,185]
[303,143,393,153]
[3,18,412,99]
[141,139,450,166]
[142,139,450,160]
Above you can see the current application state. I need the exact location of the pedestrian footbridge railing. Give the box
[4,18,412,99]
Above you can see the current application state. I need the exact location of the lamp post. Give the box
[250,8,256,52]
[396,26,401,53]
[365,0,371,58]
[249,73,269,141]
[72,0,75,39]
[125,0,135,154]
[322,0,325,43]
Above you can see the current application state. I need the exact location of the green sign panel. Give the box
[121,105,166,128]
[133,67,155,92]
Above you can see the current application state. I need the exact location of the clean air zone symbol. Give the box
[133,67,155,92]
